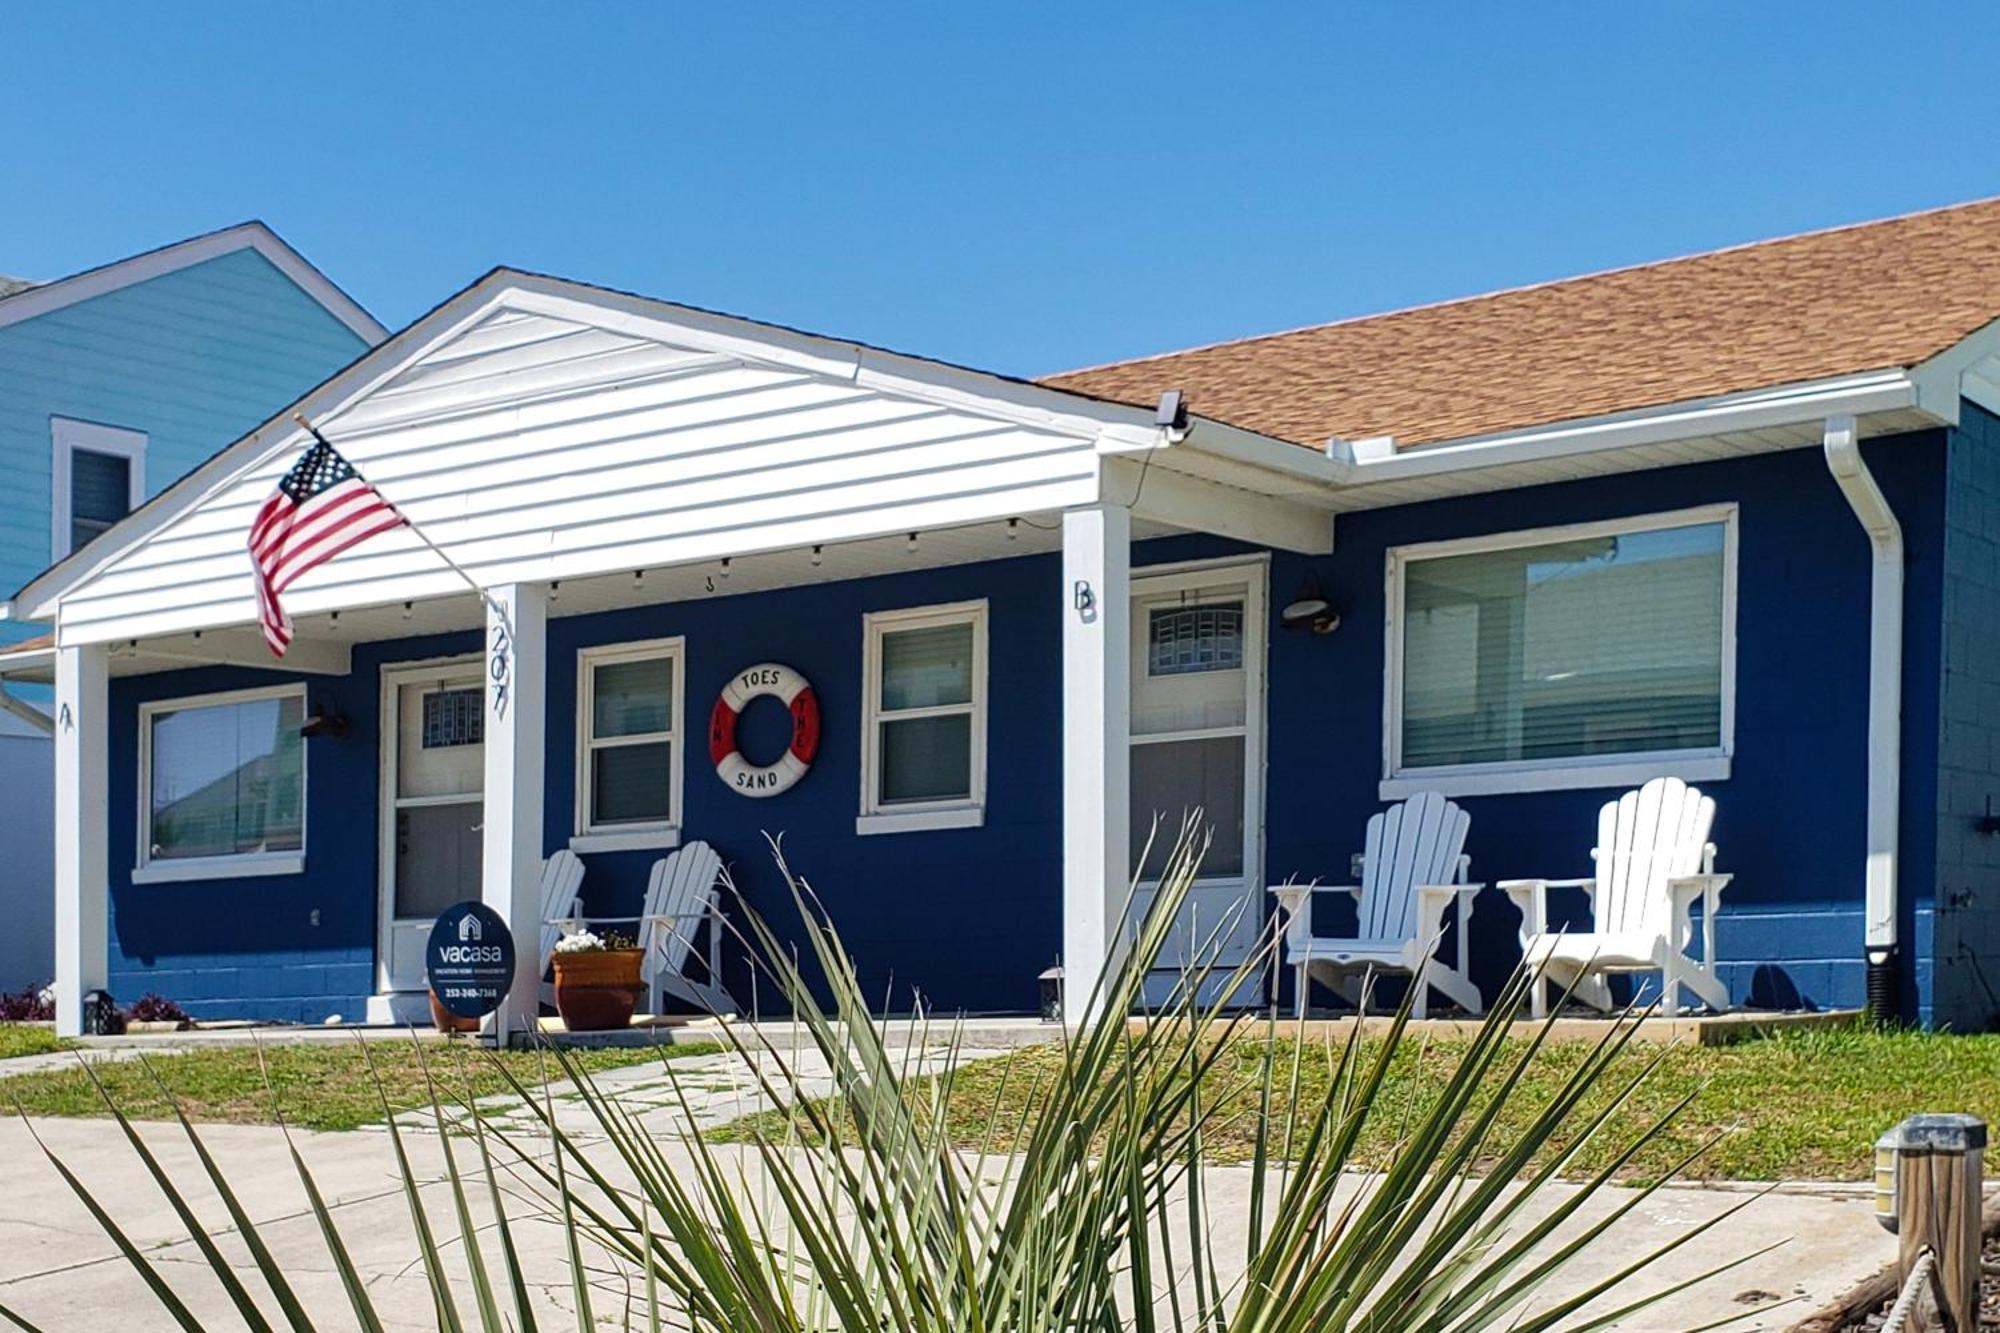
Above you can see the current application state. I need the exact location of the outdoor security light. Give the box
[1280,573,1340,634]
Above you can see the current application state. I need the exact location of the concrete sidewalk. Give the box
[0,1110,1896,1331]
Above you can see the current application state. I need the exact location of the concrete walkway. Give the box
[0,1103,1898,1331]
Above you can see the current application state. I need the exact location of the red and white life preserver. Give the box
[708,663,820,798]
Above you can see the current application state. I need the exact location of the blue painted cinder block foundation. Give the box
[102,424,1990,1027]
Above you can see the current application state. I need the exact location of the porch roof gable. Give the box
[12,268,1305,642]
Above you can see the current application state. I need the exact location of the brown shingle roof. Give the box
[1041,196,2000,450]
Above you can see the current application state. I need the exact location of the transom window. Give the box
[138,685,306,880]
[1385,506,1736,797]
[575,639,684,849]
[859,601,987,832]
[1148,604,1244,676]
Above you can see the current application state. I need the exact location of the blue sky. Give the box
[5,6,1999,377]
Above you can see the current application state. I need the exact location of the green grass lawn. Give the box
[0,1036,721,1132]
[711,1027,2000,1182]
[0,1026,70,1061]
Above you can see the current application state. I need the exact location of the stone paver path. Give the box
[389,1032,1026,1143]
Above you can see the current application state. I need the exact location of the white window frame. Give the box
[1381,503,1738,799]
[135,682,307,884]
[572,637,685,853]
[858,599,988,835]
[51,416,146,562]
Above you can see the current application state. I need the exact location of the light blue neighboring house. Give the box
[0,223,383,991]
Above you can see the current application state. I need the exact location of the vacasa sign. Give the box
[425,902,518,1019]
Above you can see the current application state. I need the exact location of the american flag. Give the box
[249,432,405,655]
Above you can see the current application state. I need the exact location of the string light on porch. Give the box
[549,581,561,604]
[401,601,414,621]
[906,531,919,553]
[1007,517,1019,541]
[719,557,731,581]
[810,544,823,567]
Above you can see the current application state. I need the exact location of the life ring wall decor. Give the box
[709,663,820,797]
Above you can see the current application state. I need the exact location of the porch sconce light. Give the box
[1280,573,1340,635]
[301,702,350,740]
[1038,965,1064,1023]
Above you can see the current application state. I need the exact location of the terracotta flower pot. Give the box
[552,948,645,1032]
[428,989,481,1034]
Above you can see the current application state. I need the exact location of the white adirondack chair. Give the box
[1500,776,1731,1019]
[549,841,735,1016]
[536,849,586,1008]
[1269,791,1485,1019]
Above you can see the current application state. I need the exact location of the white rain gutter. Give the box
[1822,414,1903,1021]
[1322,370,1922,484]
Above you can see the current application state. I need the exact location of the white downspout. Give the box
[1822,415,1903,1021]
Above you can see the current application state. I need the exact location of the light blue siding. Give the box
[0,241,370,989]
[0,246,369,631]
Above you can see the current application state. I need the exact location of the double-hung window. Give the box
[574,639,684,852]
[1384,505,1736,797]
[137,685,306,883]
[859,601,986,833]
[52,417,145,560]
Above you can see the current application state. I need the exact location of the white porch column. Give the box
[482,583,547,1045]
[54,642,108,1038]
[1061,504,1130,1025]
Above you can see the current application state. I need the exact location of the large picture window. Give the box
[1385,506,1736,797]
[859,601,987,833]
[574,639,684,852]
[137,686,306,882]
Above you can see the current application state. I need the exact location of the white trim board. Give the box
[135,681,309,882]
[0,221,385,344]
[573,635,685,849]
[1380,502,1738,800]
[857,598,989,833]
[50,417,146,563]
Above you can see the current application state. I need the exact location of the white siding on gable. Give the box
[52,305,1106,643]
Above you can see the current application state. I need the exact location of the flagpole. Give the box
[289,413,511,631]
[290,413,518,716]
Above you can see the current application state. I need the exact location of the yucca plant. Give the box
[1,823,1775,1331]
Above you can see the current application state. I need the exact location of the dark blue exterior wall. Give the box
[1933,402,2000,1032]
[101,428,1950,1022]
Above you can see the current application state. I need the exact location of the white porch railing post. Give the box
[54,642,109,1038]
[482,582,547,1045]
[1061,504,1130,1026]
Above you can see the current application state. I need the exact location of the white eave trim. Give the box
[0,221,386,345]
[1322,368,1931,484]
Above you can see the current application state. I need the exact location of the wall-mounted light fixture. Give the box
[1279,572,1340,634]
[301,700,350,740]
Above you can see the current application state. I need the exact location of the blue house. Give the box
[0,224,383,990]
[9,199,2000,1034]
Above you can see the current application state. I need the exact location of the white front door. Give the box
[378,660,485,993]
[1128,560,1267,1007]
